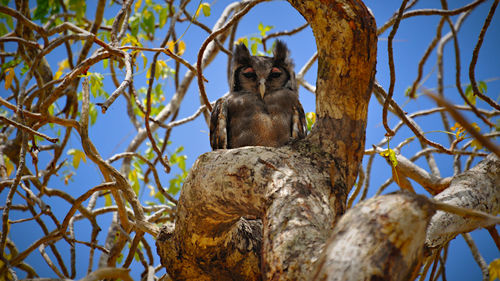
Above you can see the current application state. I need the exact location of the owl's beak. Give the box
[259,78,266,99]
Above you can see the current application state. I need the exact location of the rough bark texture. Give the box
[154,1,500,280]
[426,154,500,248]
[156,0,377,280]
[312,192,436,281]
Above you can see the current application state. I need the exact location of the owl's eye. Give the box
[270,67,282,78]
[242,67,256,79]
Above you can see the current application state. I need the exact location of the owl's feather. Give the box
[210,40,306,150]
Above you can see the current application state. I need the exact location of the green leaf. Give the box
[0,23,6,37]
[89,103,97,125]
[305,112,316,132]
[128,170,140,195]
[33,0,50,22]
[140,9,155,37]
[250,42,258,55]
[141,53,148,69]
[404,86,411,97]
[67,148,87,169]
[158,7,168,28]
[129,13,141,37]
[104,193,112,207]
[201,2,211,17]
[258,22,273,37]
[236,37,249,48]
[478,81,487,94]
[68,0,86,20]
[465,84,476,105]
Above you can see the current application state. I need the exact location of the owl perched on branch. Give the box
[210,40,306,150]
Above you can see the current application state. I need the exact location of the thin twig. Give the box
[462,233,490,281]
[0,116,58,143]
[197,0,264,112]
[377,0,486,35]
[383,0,409,137]
[426,92,500,157]
[468,0,500,110]
[262,23,309,51]
[443,15,494,127]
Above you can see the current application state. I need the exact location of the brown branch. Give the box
[443,15,494,127]
[462,233,490,281]
[262,23,309,51]
[383,0,409,137]
[107,152,177,204]
[407,18,445,98]
[39,243,66,278]
[426,92,500,157]
[377,0,486,35]
[98,51,133,113]
[374,82,453,154]
[150,104,207,129]
[468,0,500,111]
[119,46,209,82]
[79,267,133,281]
[486,226,500,251]
[0,36,41,49]
[197,0,264,112]
[144,52,171,173]
[0,116,57,143]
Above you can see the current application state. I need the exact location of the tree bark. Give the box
[156,0,377,280]
[155,1,500,280]
[426,154,500,248]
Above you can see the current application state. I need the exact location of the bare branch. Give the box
[197,0,265,112]
[383,0,409,137]
[468,0,500,110]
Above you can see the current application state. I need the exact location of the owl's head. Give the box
[230,40,296,98]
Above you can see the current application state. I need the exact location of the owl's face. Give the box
[231,41,296,99]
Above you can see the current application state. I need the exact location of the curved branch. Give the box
[197,0,264,112]
[468,0,500,110]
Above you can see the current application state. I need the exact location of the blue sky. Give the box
[1,0,499,279]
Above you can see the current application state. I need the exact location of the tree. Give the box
[0,0,498,280]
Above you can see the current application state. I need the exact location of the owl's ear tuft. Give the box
[233,43,251,65]
[273,40,290,63]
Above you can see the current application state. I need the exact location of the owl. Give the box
[210,40,306,150]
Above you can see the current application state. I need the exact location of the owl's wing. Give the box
[210,98,228,150]
[292,101,307,140]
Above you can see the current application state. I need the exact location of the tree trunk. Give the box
[155,1,499,280]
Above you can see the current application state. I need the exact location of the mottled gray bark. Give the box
[313,192,436,281]
[426,154,500,248]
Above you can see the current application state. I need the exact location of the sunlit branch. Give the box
[144,52,172,173]
[39,243,66,278]
[0,116,57,143]
[107,152,178,204]
[119,46,209,82]
[98,52,133,113]
[462,233,490,281]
